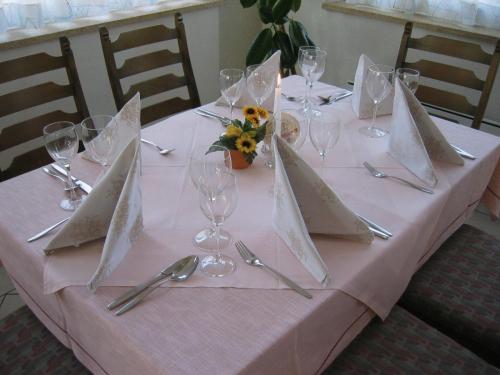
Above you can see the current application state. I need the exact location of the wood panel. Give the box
[124,74,188,101]
[111,25,178,52]
[416,85,477,116]
[0,147,52,182]
[118,50,183,78]
[0,53,65,84]
[141,97,194,126]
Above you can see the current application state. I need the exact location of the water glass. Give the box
[309,113,341,177]
[220,68,245,118]
[246,64,276,107]
[80,115,117,167]
[43,121,81,211]
[396,67,420,94]
[298,46,327,116]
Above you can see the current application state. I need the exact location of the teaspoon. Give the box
[140,138,175,155]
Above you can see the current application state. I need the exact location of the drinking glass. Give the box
[80,115,117,168]
[359,64,394,138]
[396,67,420,94]
[298,46,327,116]
[198,172,238,277]
[246,64,276,107]
[220,68,245,117]
[43,121,81,211]
[189,144,232,251]
[309,113,341,177]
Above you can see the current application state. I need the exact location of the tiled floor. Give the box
[0,206,498,321]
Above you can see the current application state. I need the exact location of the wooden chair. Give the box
[99,12,200,126]
[0,37,89,182]
[395,22,500,130]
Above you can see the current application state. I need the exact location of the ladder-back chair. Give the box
[395,22,500,130]
[0,37,89,181]
[99,12,200,126]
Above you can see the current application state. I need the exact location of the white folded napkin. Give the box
[389,79,464,187]
[215,51,281,112]
[272,135,373,285]
[83,93,141,164]
[44,134,143,292]
[351,54,394,119]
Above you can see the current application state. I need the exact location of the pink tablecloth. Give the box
[0,76,499,375]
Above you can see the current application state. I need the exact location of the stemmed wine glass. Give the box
[80,115,117,170]
[298,46,327,117]
[309,113,341,177]
[396,67,420,94]
[189,144,232,251]
[359,64,394,138]
[220,68,245,118]
[246,64,276,107]
[198,172,238,277]
[43,121,81,211]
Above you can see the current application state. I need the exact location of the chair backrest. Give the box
[0,37,89,182]
[395,22,500,129]
[99,12,200,126]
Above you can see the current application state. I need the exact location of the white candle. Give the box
[274,74,282,137]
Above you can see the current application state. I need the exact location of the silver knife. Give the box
[51,164,93,194]
[320,91,353,105]
[27,217,70,242]
[357,214,393,237]
[451,144,476,160]
[197,108,232,122]
[106,263,177,310]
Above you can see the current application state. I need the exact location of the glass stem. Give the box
[229,102,233,118]
[304,76,312,111]
[370,101,380,130]
[65,164,77,202]
[320,152,326,177]
[214,222,222,262]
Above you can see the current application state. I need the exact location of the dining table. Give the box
[0,75,499,375]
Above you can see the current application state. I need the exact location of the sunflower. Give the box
[243,105,258,118]
[246,115,260,127]
[235,134,257,154]
[225,124,243,138]
[257,107,269,120]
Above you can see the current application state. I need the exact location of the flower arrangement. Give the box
[209,105,269,165]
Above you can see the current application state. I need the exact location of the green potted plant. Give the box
[240,0,315,76]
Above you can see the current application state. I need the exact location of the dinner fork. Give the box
[363,162,434,194]
[195,109,232,127]
[235,241,312,299]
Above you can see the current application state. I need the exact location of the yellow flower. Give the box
[235,134,257,154]
[243,105,258,118]
[225,124,242,138]
[246,115,260,127]
[257,107,269,120]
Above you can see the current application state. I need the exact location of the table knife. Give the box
[107,263,177,310]
[27,217,70,242]
[357,214,393,237]
[50,164,93,194]
[451,145,476,160]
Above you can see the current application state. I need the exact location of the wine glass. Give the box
[198,172,238,277]
[246,64,276,107]
[396,67,420,94]
[80,115,117,168]
[43,121,81,211]
[189,144,232,251]
[298,46,327,117]
[359,64,394,138]
[309,113,341,177]
[220,68,245,118]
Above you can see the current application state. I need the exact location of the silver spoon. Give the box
[363,162,434,194]
[281,93,303,102]
[43,167,78,191]
[115,255,199,315]
[140,138,175,155]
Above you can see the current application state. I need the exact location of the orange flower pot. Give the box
[227,150,251,169]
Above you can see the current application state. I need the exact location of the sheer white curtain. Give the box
[344,0,500,29]
[0,0,160,32]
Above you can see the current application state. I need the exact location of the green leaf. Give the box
[288,19,309,50]
[306,34,315,47]
[272,0,293,22]
[258,5,274,24]
[240,0,258,8]
[273,31,296,68]
[246,28,274,66]
[291,0,301,12]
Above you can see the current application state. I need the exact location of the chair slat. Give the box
[141,97,194,126]
[0,82,74,117]
[0,146,52,182]
[417,85,477,116]
[404,60,484,91]
[112,25,178,52]
[0,53,66,84]
[409,35,492,65]
[124,74,188,101]
[0,111,82,152]
[118,50,183,78]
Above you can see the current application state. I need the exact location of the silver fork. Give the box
[235,241,312,299]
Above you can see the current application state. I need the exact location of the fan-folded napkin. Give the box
[44,95,143,292]
[272,135,373,285]
[352,54,393,119]
[215,51,281,111]
[389,79,463,187]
